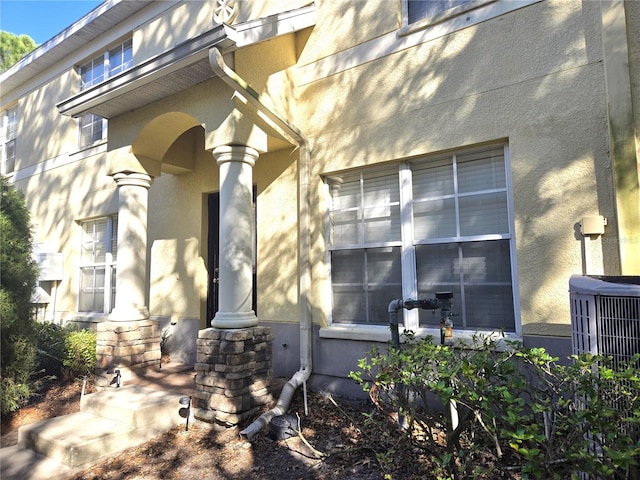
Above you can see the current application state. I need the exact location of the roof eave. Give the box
[56,3,317,119]
[0,0,159,94]
[57,26,234,118]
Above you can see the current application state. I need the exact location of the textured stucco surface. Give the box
[3,0,638,368]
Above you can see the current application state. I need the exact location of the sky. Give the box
[0,0,103,45]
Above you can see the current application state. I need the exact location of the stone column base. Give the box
[95,319,161,388]
[194,326,273,426]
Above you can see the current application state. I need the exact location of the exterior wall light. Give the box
[580,215,607,274]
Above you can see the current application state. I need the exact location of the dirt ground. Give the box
[0,378,418,480]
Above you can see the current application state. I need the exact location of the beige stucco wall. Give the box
[134,1,214,62]
[146,142,214,325]
[292,0,615,333]
[629,1,640,168]
[15,150,118,320]
[8,0,637,340]
[17,70,80,170]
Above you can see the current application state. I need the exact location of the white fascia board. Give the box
[223,4,317,47]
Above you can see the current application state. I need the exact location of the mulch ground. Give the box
[1,377,527,479]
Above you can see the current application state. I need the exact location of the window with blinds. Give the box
[402,1,537,38]
[79,216,117,313]
[77,39,132,148]
[327,144,516,331]
[407,0,473,25]
[328,167,403,324]
[1,106,17,174]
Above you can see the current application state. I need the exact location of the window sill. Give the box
[72,312,109,322]
[398,0,541,40]
[72,140,107,158]
[320,324,521,349]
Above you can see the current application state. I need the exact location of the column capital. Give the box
[212,145,259,167]
[112,172,154,189]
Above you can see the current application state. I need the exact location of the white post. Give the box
[210,145,259,329]
[109,172,152,321]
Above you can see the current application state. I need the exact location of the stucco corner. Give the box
[107,146,161,177]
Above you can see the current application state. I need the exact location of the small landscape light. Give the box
[179,396,192,431]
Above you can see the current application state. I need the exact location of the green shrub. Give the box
[34,322,68,378]
[0,177,39,415]
[0,334,37,415]
[351,334,640,480]
[62,329,97,378]
[0,378,31,416]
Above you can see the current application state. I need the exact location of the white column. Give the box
[109,172,152,321]
[211,145,259,329]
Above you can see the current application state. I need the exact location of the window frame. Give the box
[322,143,521,342]
[399,0,541,38]
[76,39,132,149]
[1,106,18,175]
[78,215,117,315]
[78,113,108,149]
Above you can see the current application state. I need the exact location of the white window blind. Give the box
[79,216,117,313]
[108,39,133,77]
[77,39,132,148]
[328,144,516,331]
[407,0,471,24]
[2,107,17,174]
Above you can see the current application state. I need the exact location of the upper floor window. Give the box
[77,39,132,148]
[1,106,17,175]
[407,0,491,25]
[79,39,132,89]
[326,144,516,332]
[402,0,539,37]
[79,216,117,313]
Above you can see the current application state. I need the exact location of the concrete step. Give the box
[17,411,132,469]
[14,385,189,470]
[81,384,187,431]
[0,445,74,480]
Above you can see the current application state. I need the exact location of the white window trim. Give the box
[76,39,131,149]
[77,114,108,150]
[321,143,522,343]
[319,323,522,348]
[399,0,540,37]
[77,216,117,314]
[297,0,541,86]
[401,0,495,32]
[1,106,18,176]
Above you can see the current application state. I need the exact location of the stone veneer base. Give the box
[194,326,273,426]
[95,319,161,388]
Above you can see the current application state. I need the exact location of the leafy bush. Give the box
[35,322,68,378]
[0,378,31,416]
[62,329,97,378]
[351,334,640,480]
[0,177,39,415]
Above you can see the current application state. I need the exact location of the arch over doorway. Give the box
[132,112,204,175]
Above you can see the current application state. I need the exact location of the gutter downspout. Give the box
[208,48,312,439]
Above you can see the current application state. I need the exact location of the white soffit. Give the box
[56,3,317,119]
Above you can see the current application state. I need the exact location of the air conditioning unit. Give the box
[570,275,640,480]
[570,275,640,368]
[36,252,64,282]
